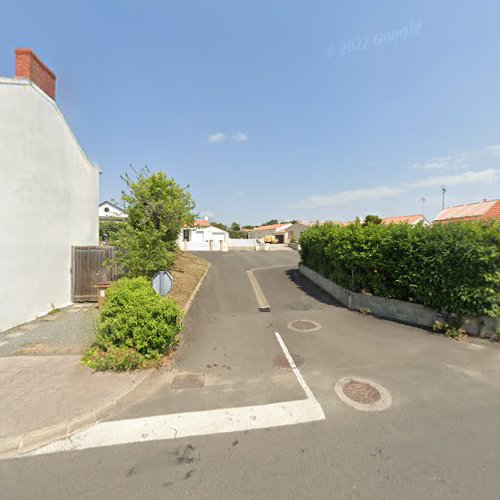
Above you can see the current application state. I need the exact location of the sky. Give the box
[1,0,499,225]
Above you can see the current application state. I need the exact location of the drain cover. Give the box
[287,320,321,332]
[342,380,381,404]
[171,374,205,389]
[273,353,304,368]
[334,376,392,412]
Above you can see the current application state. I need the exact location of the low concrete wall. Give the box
[299,264,498,339]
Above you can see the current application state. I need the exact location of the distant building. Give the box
[382,215,430,227]
[178,218,229,252]
[0,48,99,331]
[99,201,127,220]
[433,199,500,224]
[247,222,311,243]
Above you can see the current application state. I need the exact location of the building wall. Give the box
[0,80,99,331]
[178,226,229,251]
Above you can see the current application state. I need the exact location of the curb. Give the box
[0,260,212,459]
[0,368,153,458]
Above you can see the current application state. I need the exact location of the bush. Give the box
[83,277,183,370]
[300,220,500,318]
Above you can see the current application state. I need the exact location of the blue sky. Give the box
[1,0,499,225]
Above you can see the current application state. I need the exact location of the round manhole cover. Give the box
[334,377,392,412]
[273,353,304,368]
[342,380,381,404]
[287,320,321,332]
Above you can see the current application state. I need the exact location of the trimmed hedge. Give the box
[299,221,500,318]
[83,277,183,370]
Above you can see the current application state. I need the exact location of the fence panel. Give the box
[228,238,256,248]
[71,246,122,302]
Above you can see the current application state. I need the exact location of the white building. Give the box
[0,48,99,332]
[178,219,229,251]
[99,201,127,219]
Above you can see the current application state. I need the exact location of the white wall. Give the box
[0,79,99,331]
[228,238,256,248]
[178,226,229,251]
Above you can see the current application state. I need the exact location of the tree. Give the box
[230,222,241,232]
[99,219,125,244]
[262,219,278,226]
[211,222,228,231]
[363,214,382,225]
[111,166,195,277]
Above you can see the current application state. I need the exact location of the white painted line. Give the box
[27,332,324,456]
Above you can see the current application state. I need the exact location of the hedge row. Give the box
[299,221,500,318]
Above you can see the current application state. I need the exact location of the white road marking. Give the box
[246,270,271,312]
[28,332,325,456]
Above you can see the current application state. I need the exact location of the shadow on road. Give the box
[285,268,341,308]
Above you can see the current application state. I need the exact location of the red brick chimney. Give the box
[15,48,56,100]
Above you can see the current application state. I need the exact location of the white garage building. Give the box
[178,219,229,252]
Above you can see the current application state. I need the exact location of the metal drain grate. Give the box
[171,374,205,390]
[273,353,304,368]
[342,380,381,404]
[287,320,321,332]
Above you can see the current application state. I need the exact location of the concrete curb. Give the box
[183,261,211,315]
[0,260,212,459]
[246,270,271,312]
[299,264,499,339]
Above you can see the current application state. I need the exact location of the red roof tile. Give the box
[382,215,424,225]
[434,199,500,222]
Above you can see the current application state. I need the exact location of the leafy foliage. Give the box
[110,167,195,277]
[262,219,278,226]
[99,219,125,243]
[83,277,183,370]
[300,221,500,318]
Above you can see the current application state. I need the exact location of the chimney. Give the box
[15,48,56,100]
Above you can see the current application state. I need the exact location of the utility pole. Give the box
[441,186,447,210]
[421,197,426,216]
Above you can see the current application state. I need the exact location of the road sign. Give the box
[151,271,173,296]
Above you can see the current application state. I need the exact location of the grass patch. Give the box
[168,252,210,309]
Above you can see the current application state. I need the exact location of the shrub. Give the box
[300,221,500,318]
[83,277,183,370]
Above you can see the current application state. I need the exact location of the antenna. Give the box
[441,186,447,210]
[421,197,426,216]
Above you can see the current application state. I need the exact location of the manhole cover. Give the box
[273,353,304,368]
[334,376,392,412]
[171,374,205,390]
[342,380,381,404]
[287,320,321,332]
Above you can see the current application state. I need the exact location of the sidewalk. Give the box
[0,305,153,456]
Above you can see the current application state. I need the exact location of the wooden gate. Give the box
[71,246,122,302]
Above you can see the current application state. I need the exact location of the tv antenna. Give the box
[421,197,426,216]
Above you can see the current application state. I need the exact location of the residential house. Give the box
[433,199,500,223]
[99,201,127,220]
[0,48,99,332]
[382,214,430,227]
[178,218,229,251]
[247,222,311,244]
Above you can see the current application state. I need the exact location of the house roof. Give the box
[382,214,425,225]
[433,199,500,222]
[99,201,125,212]
[251,223,290,232]
[193,219,211,227]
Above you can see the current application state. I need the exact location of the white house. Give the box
[178,219,229,251]
[99,201,127,220]
[0,48,99,332]
[247,222,311,244]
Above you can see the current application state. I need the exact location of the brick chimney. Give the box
[15,48,56,100]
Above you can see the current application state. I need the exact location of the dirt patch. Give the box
[169,252,209,310]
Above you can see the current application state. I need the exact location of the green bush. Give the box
[83,277,183,370]
[300,220,500,318]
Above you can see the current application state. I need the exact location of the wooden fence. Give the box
[71,246,122,302]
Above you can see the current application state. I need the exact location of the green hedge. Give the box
[83,277,183,370]
[299,221,500,318]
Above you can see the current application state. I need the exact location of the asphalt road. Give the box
[2,250,500,499]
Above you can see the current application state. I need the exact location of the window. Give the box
[104,207,110,213]
[183,229,190,241]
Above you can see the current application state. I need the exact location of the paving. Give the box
[0,304,153,456]
[2,250,500,499]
